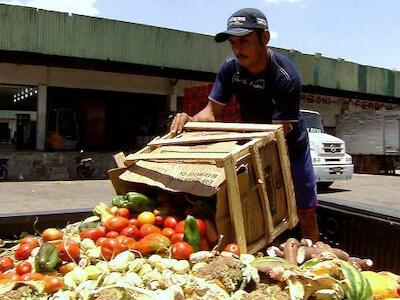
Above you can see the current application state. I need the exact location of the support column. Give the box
[169,94,178,112]
[167,79,178,113]
[36,85,47,150]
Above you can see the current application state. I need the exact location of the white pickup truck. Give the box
[301,110,354,189]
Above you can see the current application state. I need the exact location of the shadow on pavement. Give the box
[318,187,351,194]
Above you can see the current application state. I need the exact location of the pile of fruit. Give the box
[1,191,400,299]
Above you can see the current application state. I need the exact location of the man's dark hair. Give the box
[255,29,267,46]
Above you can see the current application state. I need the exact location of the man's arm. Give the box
[170,101,225,134]
[272,120,294,134]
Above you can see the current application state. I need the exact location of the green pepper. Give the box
[184,215,200,251]
[112,192,156,213]
[78,221,100,231]
[112,195,124,207]
[35,243,61,273]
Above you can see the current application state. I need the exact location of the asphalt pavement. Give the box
[318,174,400,218]
[1,174,400,218]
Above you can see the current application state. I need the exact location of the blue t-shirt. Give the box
[209,49,309,159]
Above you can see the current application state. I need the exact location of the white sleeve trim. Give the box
[272,119,299,123]
[208,96,228,106]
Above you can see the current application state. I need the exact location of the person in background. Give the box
[171,8,318,241]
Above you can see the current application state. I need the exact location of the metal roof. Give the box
[0,4,399,98]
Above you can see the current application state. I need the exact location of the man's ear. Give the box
[263,30,270,45]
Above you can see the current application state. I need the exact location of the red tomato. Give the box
[164,216,180,229]
[161,227,175,238]
[16,261,32,275]
[0,271,3,279]
[20,236,39,249]
[97,226,106,236]
[171,242,194,260]
[200,239,209,250]
[154,215,164,227]
[105,216,129,233]
[120,225,140,240]
[139,224,162,238]
[3,270,20,281]
[80,228,105,242]
[21,272,44,281]
[115,235,136,250]
[56,241,80,262]
[115,208,130,218]
[101,238,124,260]
[41,228,63,242]
[224,243,240,256]
[196,219,207,237]
[106,231,120,238]
[96,237,107,247]
[0,257,14,272]
[58,262,76,275]
[128,218,139,227]
[174,221,185,233]
[43,275,64,294]
[15,244,34,260]
[170,233,184,244]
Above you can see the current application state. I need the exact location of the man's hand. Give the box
[282,122,293,135]
[170,112,193,135]
[273,120,294,135]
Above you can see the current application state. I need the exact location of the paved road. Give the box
[1,174,399,218]
[318,174,400,218]
[0,180,115,216]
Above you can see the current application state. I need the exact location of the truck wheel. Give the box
[0,164,8,180]
[317,181,333,190]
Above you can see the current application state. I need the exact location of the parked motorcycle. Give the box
[76,150,95,179]
[0,158,9,180]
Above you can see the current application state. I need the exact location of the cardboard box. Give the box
[108,122,298,253]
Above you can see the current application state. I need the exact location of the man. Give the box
[171,8,319,241]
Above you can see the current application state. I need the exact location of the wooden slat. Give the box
[274,128,298,227]
[250,145,275,239]
[247,236,269,254]
[223,156,247,253]
[270,220,290,242]
[147,132,274,146]
[125,133,172,167]
[184,121,283,132]
[113,152,126,168]
[126,152,227,162]
[230,139,259,161]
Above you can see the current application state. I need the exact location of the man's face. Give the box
[228,31,268,69]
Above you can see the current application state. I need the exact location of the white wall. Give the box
[0,62,205,97]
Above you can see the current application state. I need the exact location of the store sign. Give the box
[301,93,341,106]
[301,93,399,112]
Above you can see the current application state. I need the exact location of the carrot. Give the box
[283,238,299,265]
[348,257,373,271]
[296,246,350,264]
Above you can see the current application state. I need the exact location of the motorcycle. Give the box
[76,150,95,179]
[0,158,9,180]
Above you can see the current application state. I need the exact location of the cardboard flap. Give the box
[119,160,225,197]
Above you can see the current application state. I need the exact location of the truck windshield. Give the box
[302,111,324,133]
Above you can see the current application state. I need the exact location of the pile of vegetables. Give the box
[1,190,400,299]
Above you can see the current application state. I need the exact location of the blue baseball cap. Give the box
[215,8,269,43]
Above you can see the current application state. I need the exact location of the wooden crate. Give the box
[108,122,298,254]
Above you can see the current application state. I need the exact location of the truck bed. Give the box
[1,175,400,273]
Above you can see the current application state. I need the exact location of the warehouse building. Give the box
[0,4,399,180]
